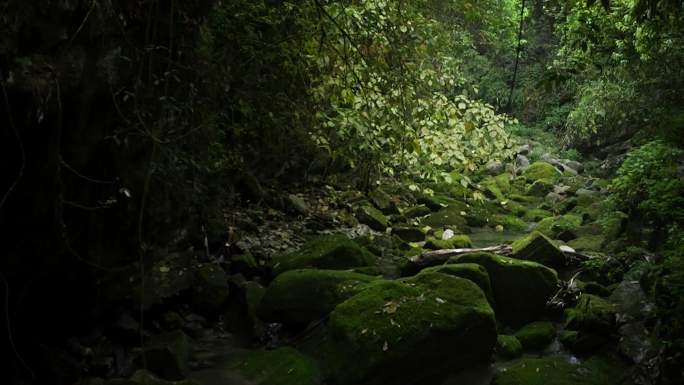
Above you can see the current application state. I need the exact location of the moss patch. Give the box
[424,234,472,250]
[523,162,560,181]
[233,347,321,385]
[514,321,555,351]
[420,263,495,306]
[567,235,606,252]
[511,231,566,269]
[421,206,469,232]
[496,335,523,359]
[535,214,583,241]
[356,205,389,231]
[526,179,555,197]
[272,234,376,275]
[564,294,616,333]
[490,214,528,231]
[257,269,378,325]
[326,272,496,385]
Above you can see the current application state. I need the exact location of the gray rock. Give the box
[545,192,565,204]
[486,160,504,175]
[515,154,530,169]
[287,194,310,215]
[441,228,455,240]
[553,185,572,195]
[563,160,584,173]
[516,144,531,155]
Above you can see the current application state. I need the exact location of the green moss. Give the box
[564,294,616,333]
[598,211,628,241]
[257,269,378,325]
[490,214,528,231]
[403,205,431,218]
[491,355,634,385]
[496,335,523,359]
[559,330,610,353]
[480,176,507,201]
[356,204,389,231]
[421,263,495,306]
[421,206,469,232]
[272,234,376,275]
[534,214,583,241]
[391,227,426,242]
[523,208,553,222]
[510,231,566,268]
[567,235,606,252]
[449,252,559,326]
[526,179,554,197]
[193,264,230,313]
[233,347,321,385]
[326,273,496,385]
[514,321,555,351]
[369,188,399,215]
[141,331,191,381]
[523,162,560,181]
[424,234,472,250]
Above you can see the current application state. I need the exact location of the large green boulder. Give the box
[496,335,523,359]
[490,214,528,231]
[231,347,321,385]
[403,205,431,218]
[511,231,566,269]
[535,214,583,241]
[523,162,560,181]
[491,355,634,385]
[523,208,553,222]
[514,321,556,351]
[369,188,399,215]
[391,227,426,242]
[420,263,495,306]
[424,234,472,250]
[421,206,469,232]
[257,269,377,325]
[192,264,231,314]
[526,179,555,197]
[272,234,376,275]
[356,205,389,231]
[567,235,606,252]
[449,252,559,326]
[326,272,497,385]
[564,294,616,333]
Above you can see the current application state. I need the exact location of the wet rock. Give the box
[511,231,566,269]
[496,335,523,359]
[424,234,472,250]
[287,194,310,215]
[355,205,389,231]
[516,154,530,169]
[491,354,634,385]
[257,269,377,325]
[449,252,559,326]
[403,204,432,218]
[563,160,584,173]
[369,188,399,215]
[516,144,531,155]
[420,263,495,306]
[527,179,555,197]
[137,331,191,381]
[271,234,376,275]
[514,321,556,351]
[326,272,496,385]
[564,294,616,333]
[230,347,321,385]
[391,227,426,242]
[421,206,469,233]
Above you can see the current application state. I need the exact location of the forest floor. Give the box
[76,130,657,385]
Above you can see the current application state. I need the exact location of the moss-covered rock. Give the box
[424,234,472,250]
[510,231,566,268]
[403,205,431,218]
[449,252,559,326]
[192,264,230,314]
[138,331,191,381]
[421,206,469,232]
[391,227,426,242]
[599,211,628,241]
[514,321,555,351]
[491,355,634,385]
[272,234,376,275]
[420,263,495,306]
[490,214,528,231]
[522,208,550,222]
[559,330,610,353]
[564,294,616,333]
[526,179,555,197]
[496,335,523,359]
[534,214,583,241]
[257,269,378,325]
[356,205,389,231]
[369,188,399,215]
[523,162,560,181]
[326,272,497,385]
[231,347,322,385]
[567,235,606,252]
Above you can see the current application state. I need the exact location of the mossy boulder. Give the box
[523,162,560,181]
[326,272,497,385]
[564,294,616,333]
[257,269,378,325]
[391,227,426,242]
[403,205,431,218]
[535,214,583,241]
[523,208,553,222]
[480,175,509,201]
[567,235,606,252]
[231,347,321,385]
[369,188,399,215]
[272,234,376,276]
[490,214,528,231]
[559,330,610,353]
[599,211,628,241]
[421,206,469,232]
[491,355,634,385]
[138,331,191,381]
[514,321,555,351]
[449,252,559,326]
[526,179,555,197]
[192,264,231,314]
[496,335,523,359]
[424,234,472,250]
[510,231,566,269]
[356,205,389,231]
[420,263,495,306]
